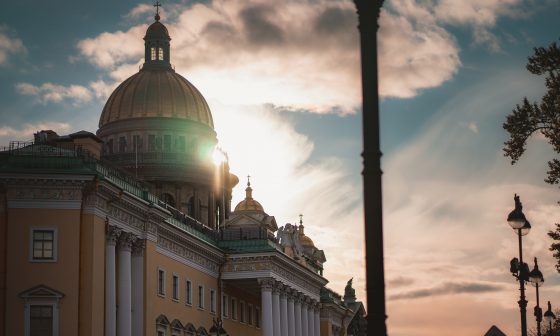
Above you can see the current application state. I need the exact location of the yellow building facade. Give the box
[0,10,365,336]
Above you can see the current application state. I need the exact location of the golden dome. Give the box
[234,180,264,213]
[298,225,315,248]
[98,69,214,129]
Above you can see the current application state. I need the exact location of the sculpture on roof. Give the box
[344,277,357,304]
[277,223,303,260]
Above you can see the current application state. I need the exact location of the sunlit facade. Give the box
[0,12,366,336]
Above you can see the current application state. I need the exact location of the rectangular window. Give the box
[158,48,164,60]
[151,47,156,61]
[163,135,172,152]
[155,136,162,151]
[198,285,204,309]
[186,280,192,305]
[222,294,228,317]
[231,298,237,320]
[30,305,53,336]
[172,275,179,301]
[210,289,216,314]
[148,135,156,151]
[158,269,165,296]
[118,136,127,153]
[239,301,245,323]
[248,303,253,325]
[256,307,261,328]
[31,229,55,261]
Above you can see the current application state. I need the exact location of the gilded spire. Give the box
[245,175,253,200]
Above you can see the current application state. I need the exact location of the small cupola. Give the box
[143,2,171,69]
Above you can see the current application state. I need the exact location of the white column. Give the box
[272,284,281,336]
[301,298,308,336]
[260,279,274,336]
[314,305,320,336]
[308,302,314,336]
[105,226,121,336]
[280,289,288,336]
[294,295,302,336]
[287,291,296,336]
[131,239,144,336]
[117,232,135,336]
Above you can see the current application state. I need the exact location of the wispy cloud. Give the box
[389,281,503,300]
[0,122,71,139]
[15,82,93,104]
[0,26,26,65]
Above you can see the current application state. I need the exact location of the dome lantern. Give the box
[143,2,171,69]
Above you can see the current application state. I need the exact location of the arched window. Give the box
[170,319,183,336]
[156,314,170,336]
[158,47,164,60]
[151,47,156,61]
[184,323,196,336]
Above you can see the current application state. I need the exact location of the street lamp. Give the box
[544,301,556,335]
[529,257,544,336]
[507,194,531,336]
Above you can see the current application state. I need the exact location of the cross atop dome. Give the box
[154,1,162,21]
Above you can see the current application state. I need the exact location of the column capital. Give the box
[106,226,122,246]
[118,232,136,251]
[131,239,145,256]
[259,278,275,292]
[273,281,284,295]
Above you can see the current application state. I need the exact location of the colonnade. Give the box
[106,226,144,336]
[260,279,321,336]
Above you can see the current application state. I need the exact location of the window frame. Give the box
[29,228,57,263]
[185,280,192,306]
[255,306,261,328]
[248,303,253,325]
[157,268,166,297]
[210,289,216,314]
[197,284,205,310]
[239,300,245,324]
[222,294,228,318]
[172,274,179,302]
[231,297,237,320]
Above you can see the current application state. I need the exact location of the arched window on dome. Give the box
[151,47,156,61]
[158,48,164,61]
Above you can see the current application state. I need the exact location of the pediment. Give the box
[19,284,64,299]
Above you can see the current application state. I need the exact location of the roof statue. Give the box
[344,277,357,304]
[277,223,304,260]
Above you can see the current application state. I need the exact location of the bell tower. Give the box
[143,2,171,69]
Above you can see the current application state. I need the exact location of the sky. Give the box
[1,0,560,335]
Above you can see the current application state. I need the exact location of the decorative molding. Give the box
[258,278,275,291]
[132,239,145,256]
[118,232,136,251]
[106,226,122,245]
[156,246,218,278]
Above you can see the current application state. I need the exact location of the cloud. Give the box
[383,67,560,334]
[0,122,71,138]
[15,82,93,104]
[379,0,461,97]
[389,281,503,300]
[0,26,26,65]
[434,0,526,51]
[209,101,365,297]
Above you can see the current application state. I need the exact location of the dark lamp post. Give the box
[529,257,544,336]
[544,301,556,335]
[507,194,530,336]
[508,193,527,229]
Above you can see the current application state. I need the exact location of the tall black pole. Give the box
[536,283,542,336]
[353,1,387,335]
[518,229,528,336]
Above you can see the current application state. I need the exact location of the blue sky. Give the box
[2,0,560,335]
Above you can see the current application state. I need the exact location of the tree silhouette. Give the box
[503,39,560,271]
